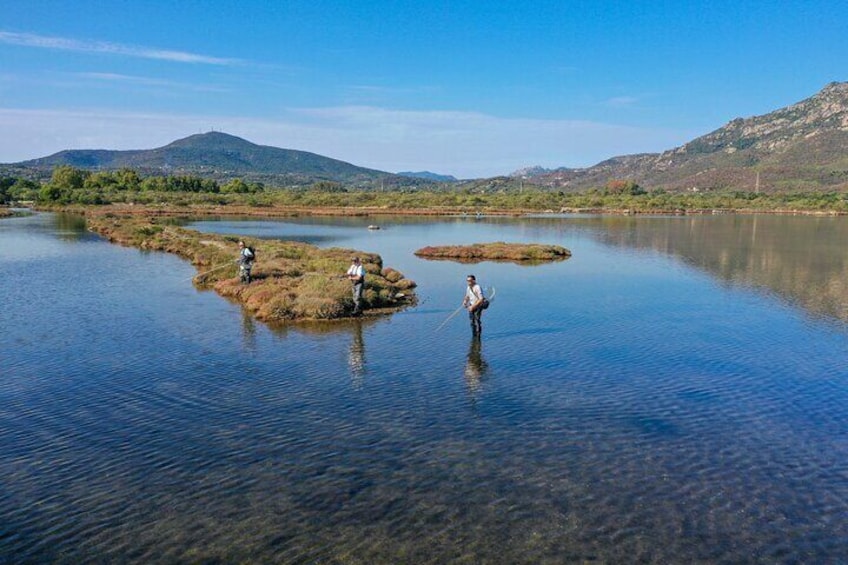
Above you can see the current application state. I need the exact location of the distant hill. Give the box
[526,82,848,192]
[397,171,458,182]
[5,132,433,189]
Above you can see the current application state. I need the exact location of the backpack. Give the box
[480,287,495,309]
[245,246,256,261]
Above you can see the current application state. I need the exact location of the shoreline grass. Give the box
[34,187,848,220]
[81,209,416,324]
[415,242,571,264]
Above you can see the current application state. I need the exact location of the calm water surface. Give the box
[2,211,847,563]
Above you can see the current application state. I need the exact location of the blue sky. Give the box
[1,1,846,178]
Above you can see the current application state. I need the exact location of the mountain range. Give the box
[3,82,847,192]
[514,81,848,192]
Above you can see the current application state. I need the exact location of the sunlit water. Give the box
[2,211,847,563]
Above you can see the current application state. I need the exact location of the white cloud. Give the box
[74,72,230,93]
[0,31,242,65]
[605,96,639,108]
[0,106,693,178]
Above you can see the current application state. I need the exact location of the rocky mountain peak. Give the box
[819,80,848,98]
[509,166,554,178]
[673,81,848,158]
[523,81,848,193]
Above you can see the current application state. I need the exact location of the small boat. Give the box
[367,225,381,230]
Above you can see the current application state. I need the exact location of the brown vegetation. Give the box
[83,210,416,323]
[414,242,571,264]
[72,202,524,218]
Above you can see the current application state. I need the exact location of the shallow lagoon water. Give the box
[2,211,848,563]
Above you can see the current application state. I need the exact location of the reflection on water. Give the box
[588,214,848,325]
[4,212,848,563]
[348,320,366,388]
[52,212,89,239]
[241,308,257,351]
[463,335,489,397]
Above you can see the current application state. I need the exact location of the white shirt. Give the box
[347,263,364,281]
[465,283,484,307]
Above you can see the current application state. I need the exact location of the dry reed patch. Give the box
[414,242,571,264]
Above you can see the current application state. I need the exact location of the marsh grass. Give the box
[85,212,416,323]
[414,242,571,264]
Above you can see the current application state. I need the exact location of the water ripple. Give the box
[3,213,848,562]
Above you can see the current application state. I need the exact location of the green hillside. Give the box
[10,132,431,189]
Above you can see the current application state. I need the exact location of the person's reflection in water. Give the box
[348,320,366,389]
[464,335,489,397]
[241,308,257,351]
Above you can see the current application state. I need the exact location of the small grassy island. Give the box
[414,242,571,264]
[84,211,416,323]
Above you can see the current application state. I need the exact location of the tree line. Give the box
[3,165,848,213]
[0,165,265,205]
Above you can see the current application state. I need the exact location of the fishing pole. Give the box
[435,303,466,332]
[188,263,232,282]
[434,286,496,332]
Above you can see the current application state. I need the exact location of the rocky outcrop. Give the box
[528,82,848,192]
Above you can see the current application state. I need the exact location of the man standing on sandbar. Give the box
[347,256,365,315]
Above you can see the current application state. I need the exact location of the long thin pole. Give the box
[435,286,496,332]
[435,303,466,332]
[188,263,231,282]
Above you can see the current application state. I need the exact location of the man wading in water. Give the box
[463,274,487,336]
[347,256,365,315]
